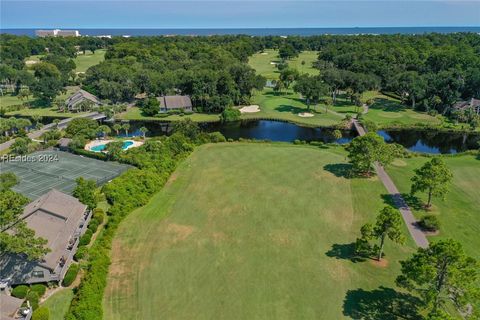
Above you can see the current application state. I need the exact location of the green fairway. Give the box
[362,94,440,127]
[3,88,86,118]
[74,49,106,73]
[387,155,480,259]
[0,94,36,108]
[42,289,74,320]
[104,143,415,319]
[246,88,345,127]
[248,49,319,79]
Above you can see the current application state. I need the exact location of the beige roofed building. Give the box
[0,190,90,286]
[0,293,31,320]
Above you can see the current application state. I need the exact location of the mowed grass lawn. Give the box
[248,49,319,79]
[4,87,86,118]
[42,288,74,320]
[387,155,480,259]
[363,94,440,127]
[74,49,106,73]
[104,143,415,319]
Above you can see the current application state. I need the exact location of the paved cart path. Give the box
[352,119,429,248]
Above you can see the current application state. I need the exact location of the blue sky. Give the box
[1,1,479,28]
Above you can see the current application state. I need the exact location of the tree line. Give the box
[2,33,479,117]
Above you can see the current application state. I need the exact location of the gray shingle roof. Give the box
[21,189,87,270]
[157,95,192,109]
[0,293,24,320]
[453,98,480,110]
[65,89,101,109]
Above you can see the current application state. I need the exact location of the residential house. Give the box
[0,190,90,286]
[452,98,480,115]
[65,89,102,112]
[157,95,193,113]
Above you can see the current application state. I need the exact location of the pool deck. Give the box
[84,139,144,152]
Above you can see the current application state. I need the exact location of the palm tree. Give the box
[7,117,17,135]
[324,97,333,114]
[16,118,31,133]
[31,115,40,124]
[35,122,44,130]
[139,126,148,140]
[98,125,111,139]
[0,119,11,137]
[122,123,130,137]
[113,123,122,136]
[53,119,61,129]
[54,97,66,112]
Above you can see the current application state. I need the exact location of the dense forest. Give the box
[1,33,479,115]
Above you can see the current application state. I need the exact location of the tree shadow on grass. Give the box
[369,98,406,112]
[325,243,367,263]
[343,286,422,320]
[381,193,425,211]
[323,163,353,179]
[275,104,309,114]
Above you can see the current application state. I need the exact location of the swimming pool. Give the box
[90,140,135,152]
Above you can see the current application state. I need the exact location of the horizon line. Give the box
[3,26,480,30]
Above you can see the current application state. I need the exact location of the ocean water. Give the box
[2,27,479,37]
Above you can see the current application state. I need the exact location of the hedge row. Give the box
[62,263,80,287]
[71,148,108,161]
[11,284,47,310]
[65,164,182,320]
[65,171,168,319]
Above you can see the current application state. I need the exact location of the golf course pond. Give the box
[123,119,480,154]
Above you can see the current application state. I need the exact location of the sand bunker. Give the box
[239,105,260,113]
[298,112,314,118]
[260,52,268,55]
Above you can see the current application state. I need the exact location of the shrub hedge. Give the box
[92,209,105,224]
[74,246,88,261]
[30,284,47,297]
[87,220,99,233]
[11,285,29,299]
[79,230,93,246]
[419,215,441,232]
[62,264,80,287]
[26,291,39,310]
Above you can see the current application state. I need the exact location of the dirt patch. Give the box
[165,173,178,187]
[167,223,195,242]
[370,258,389,268]
[298,112,314,118]
[392,159,407,167]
